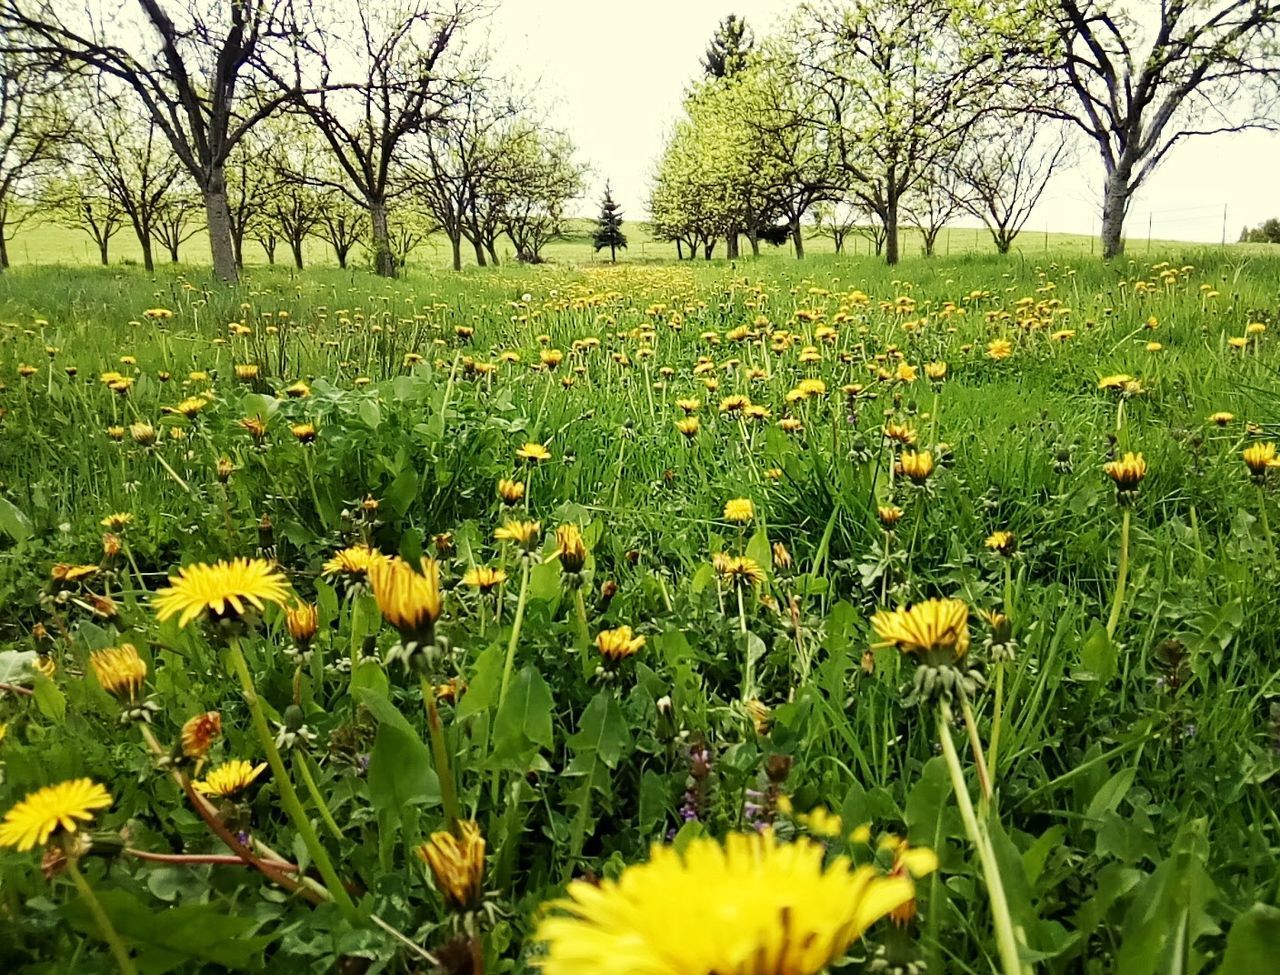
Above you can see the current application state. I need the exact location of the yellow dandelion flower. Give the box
[1103,452,1147,493]
[152,558,291,628]
[723,498,754,523]
[718,555,766,588]
[986,338,1013,360]
[322,544,385,582]
[1208,412,1235,426]
[88,644,147,703]
[462,566,508,593]
[194,759,268,798]
[554,524,588,574]
[497,479,526,505]
[1243,442,1277,480]
[0,779,113,852]
[495,519,541,550]
[896,451,935,485]
[516,442,551,463]
[415,820,485,911]
[534,831,915,975]
[984,531,1016,557]
[368,557,443,642]
[871,598,971,662]
[285,603,319,646]
[596,625,645,662]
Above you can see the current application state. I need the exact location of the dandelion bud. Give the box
[130,422,156,447]
[555,524,588,575]
[216,456,234,483]
[181,711,222,760]
[415,820,486,912]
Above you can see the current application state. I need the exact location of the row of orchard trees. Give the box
[651,1,1280,264]
[0,1,584,280]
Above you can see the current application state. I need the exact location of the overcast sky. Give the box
[489,0,1280,242]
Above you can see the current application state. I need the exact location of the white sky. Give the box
[489,0,1280,242]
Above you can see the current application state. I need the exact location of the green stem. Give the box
[497,557,532,712]
[422,680,464,832]
[150,449,191,494]
[225,637,362,925]
[1106,508,1131,640]
[736,583,752,701]
[573,587,590,652]
[1258,485,1274,561]
[990,661,1006,787]
[937,700,1026,975]
[66,854,138,975]
[959,691,994,804]
[294,752,344,845]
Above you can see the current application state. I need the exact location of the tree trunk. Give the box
[369,199,395,277]
[472,238,487,267]
[995,228,1013,255]
[232,227,245,268]
[748,232,760,257]
[922,229,937,257]
[140,235,155,273]
[884,195,900,266]
[1100,166,1130,259]
[291,238,304,269]
[610,242,616,263]
[203,168,239,283]
[726,232,739,259]
[99,238,110,265]
[834,233,844,255]
[335,243,350,269]
[168,239,180,262]
[0,231,8,269]
[676,239,683,260]
[485,240,499,266]
[790,219,804,260]
[450,231,463,272]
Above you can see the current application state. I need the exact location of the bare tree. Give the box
[1044,0,1280,258]
[810,199,858,254]
[0,43,71,269]
[278,0,476,277]
[41,171,125,264]
[152,184,202,261]
[903,160,970,257]
[314,188,365,268]
[65,80,183,271]
[2,0,298,281]
[955,114,1070,254]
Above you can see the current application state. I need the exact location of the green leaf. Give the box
[1086,768,1135,821]
[457,644,504,719]
[0,649,35,683]
[366,716,439,818]
[1220,903,1280,975]
[357,397,381,430]
[1079,623,1116,683]
[63,888,273,973]
[493,665,554,759]
[0,496,33,541]
[31,674,66,723]
[639,769,668,836]
[567,692,633,770]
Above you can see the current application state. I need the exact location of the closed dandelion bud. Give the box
[130,422,156,446]
[181,711,222,760]
[257,514,274,551]
[102,532,122,560]
[282,704,306,734]
[216,457,234,483]
[555,524,588,575]
[286,603,319,649]
[433,532,455,555]
[416,820,486,912]
[597,579,617,611]
[89,644,147,705]
[877,505,904,528]
[497,478,526,505]
[1103,452,1147,504]
[83,831,127,862]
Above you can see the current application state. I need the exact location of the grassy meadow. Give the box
[1,243,1279,972]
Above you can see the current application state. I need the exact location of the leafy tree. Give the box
[789,0,1040,265]
[499,128,585,263]
[703,14,754,79]
[1039,0,1280,259]
[1240,218,1280,244]
[0,43,70,270]
[592,183,627,262]
[3,0,300,282]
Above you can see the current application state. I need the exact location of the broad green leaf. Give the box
[567,692,632,770]
[1220,903,1280,975]
[493,665,554,759]
[0,496,33,541]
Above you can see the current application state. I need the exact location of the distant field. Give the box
[6,214,1271,271]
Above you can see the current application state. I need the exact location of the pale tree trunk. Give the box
[204,167,238,283]
[369,199,395,277]
[790,219,804,260]
[1100,165,1131,259]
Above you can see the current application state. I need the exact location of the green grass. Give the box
[1,250,1279,972]
[8,214,1269,270]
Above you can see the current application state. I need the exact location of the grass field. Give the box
[1,248,1279,972]
[6,214,1265,269]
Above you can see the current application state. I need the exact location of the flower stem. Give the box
[736,583,753,701]
[422,679,464,833]
[151,449,191,494]
[937,700,1025,975]
[66,853,138,975]
[1257,485,1274,561]
[294,752,344,845]
[497,557,532,713]
[1106,508,1131,640]
[989,661,1006,787]
[958,690,994,803]
[226,637,362,925]
[573,587,590,652]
